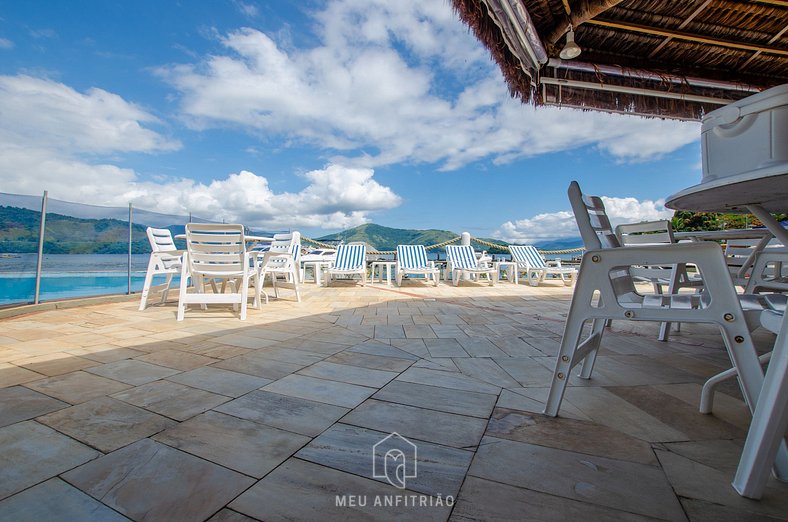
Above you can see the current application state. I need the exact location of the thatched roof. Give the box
[452,0,788,120]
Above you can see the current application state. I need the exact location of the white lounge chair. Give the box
[445,244,495,286]
[509,245,576,287]
[139,227,183,311]
[177,224,258,321]
[396,245,439,286]
[257,231,301,302]
[326,243,367,286]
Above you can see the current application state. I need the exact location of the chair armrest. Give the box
[546,259,562,268]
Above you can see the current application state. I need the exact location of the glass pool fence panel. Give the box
[0,191,220,306]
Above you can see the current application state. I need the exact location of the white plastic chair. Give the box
[139,227,183,311]
[177,224,258,321]
[396,245,439,286]
[616,220,704,341]
[544,182,775,425]
[445,244,495,286]
[326,243,367,286]
[257,231,301,302]
[509,245,576,287]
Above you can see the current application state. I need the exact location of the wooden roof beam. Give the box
[546,0,624,46]
[740,21,788,69]
[587,19,788,56]
[648,0,712,58]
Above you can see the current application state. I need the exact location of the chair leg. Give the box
[578,318,606,379]
[176,264,189,321]
[544,314,594,416]
[732,317,788,498]
[160,274,174,304]
[138,257,157,311]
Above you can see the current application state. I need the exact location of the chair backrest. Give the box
[147,227,177,253]
[509,245,546,269]
[615,220,675,247]
[185,223,246,275]
[568,181,620,250]
[332,243,366,270]
[397,245,429,269]
[446,245,480,270]
[265,231,301,267]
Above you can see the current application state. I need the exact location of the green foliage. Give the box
[671,211,786,232]
[0,205,152,254]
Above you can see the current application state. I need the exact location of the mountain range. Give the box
[0,205,583,254]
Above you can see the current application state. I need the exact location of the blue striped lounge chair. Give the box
[326,243,367,286]
[445,244,496,286]
[509,245,576,287]
[396,245,439,286]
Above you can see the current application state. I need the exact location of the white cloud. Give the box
[0,74,400,229]
[495,196,673,243]
[157,0,699,170]
[0,37,13,50]
[0,75,180,153]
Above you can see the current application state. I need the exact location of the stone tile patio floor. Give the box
[0,279,787,521]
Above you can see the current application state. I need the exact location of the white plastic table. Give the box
[370,261,396,285]
[494,261,518,284]
[667,169,788,497]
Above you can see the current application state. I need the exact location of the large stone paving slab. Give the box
[84,359,181,386]
[0,363,44,388]
[485,407,659,466]
[37,397,176,452]
[167,366,271,397]
[110,380,229,421]
[154,411,310,478]
[262,374,376,408]
[451,476,660,522]
[343,399,488,448]
[231,458,451,522]
[373,380,497,418]
[212,352,306,380]
[325,350,415,372]
[24,371,132,404]
[215,389,349,437]
[0,477,129,521]
[297,360,398,388]
[468,436,686,521]
[63,438,255,521]
[0,420,100,500]
[0,386,68,427]
[297,423,473,497]
[395,367,501,395]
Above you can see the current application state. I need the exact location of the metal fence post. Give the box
[128,203,133,295]
[33,191,48,304]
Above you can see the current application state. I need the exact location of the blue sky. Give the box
[0,0,704,241]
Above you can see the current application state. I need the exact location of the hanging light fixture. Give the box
[559,28,582,60]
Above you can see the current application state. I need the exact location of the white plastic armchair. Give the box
[177,223,258,321]
[396,245,439,286]
[139,227,183,310]
[257,231,302,302]
[326,243,367,286]
[545,182,788,483]
[445,245,495,286]
[509,245,576,287]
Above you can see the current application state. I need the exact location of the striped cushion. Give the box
[510,245,547,269]
[397,245,429,269]
[446,245,480,269]
[333,244,366,270]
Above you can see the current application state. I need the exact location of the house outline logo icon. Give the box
[372,432,418,489]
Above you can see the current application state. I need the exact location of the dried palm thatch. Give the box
[452,0,788,120]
